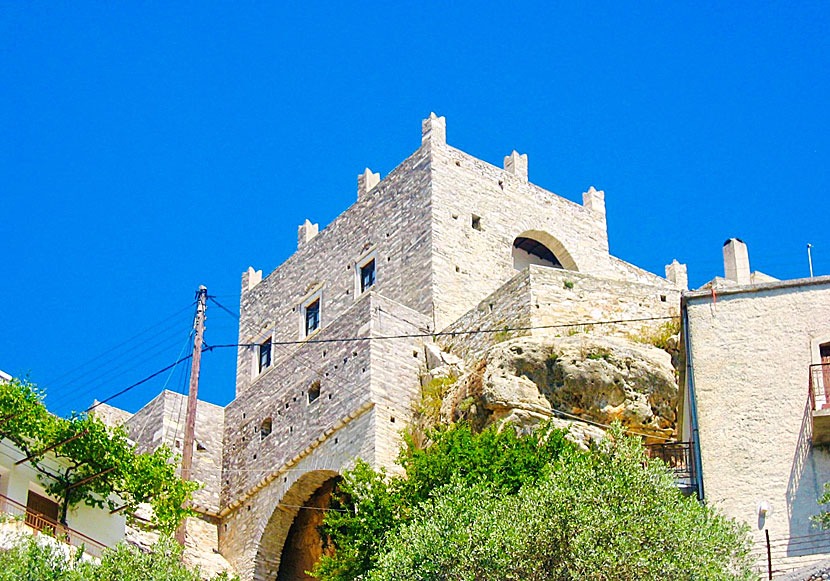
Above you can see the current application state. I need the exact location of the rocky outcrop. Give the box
[432,335,678,446]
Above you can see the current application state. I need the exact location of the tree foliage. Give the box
[314,422,573,580]
[0,378,197,533]
[0,535,237,581]
[314,423,754,581]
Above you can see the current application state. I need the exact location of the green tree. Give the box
[369,426,755,581]
[314,421,573,580]
[0,535,238,581]
[0,378,197,533]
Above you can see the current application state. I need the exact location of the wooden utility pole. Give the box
[176,285,207,545]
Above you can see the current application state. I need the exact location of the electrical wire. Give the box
[41,302,196,386]
[207,314,680,349]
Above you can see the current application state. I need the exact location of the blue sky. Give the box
[1,2,828,416]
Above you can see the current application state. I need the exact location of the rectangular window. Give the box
[259,338,272,373]
[305,299,320,336]
[360,259,376,293]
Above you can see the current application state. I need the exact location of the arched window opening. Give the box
[308,381,321,404]
[512,236,563,270]
[261,417,272,440]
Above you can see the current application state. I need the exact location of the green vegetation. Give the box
[585,346,613,362]
[812,483,830,528]
[0,536,237,581]
[563,280,574,289]
[313,423,754,581]
[0,378,197,533]
[491,329,513,343]
[313,422,571,580]
[630,319,681,352]
[417,376,456,424]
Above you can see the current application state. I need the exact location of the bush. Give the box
[0,535,237,581]
[315,423,754,581]
[369,427,755,581]
[314,422,574,580]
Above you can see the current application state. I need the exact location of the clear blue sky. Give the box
[1,2,828,417]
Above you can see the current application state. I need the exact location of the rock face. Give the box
[440,335,678,445]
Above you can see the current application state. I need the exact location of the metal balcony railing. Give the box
[645,441,697,494]
[0,492,108,557]
[809,363,830,411]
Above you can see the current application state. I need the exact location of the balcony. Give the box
[0,493,108,557]
[645,441,698,496]
[809,364,830,445]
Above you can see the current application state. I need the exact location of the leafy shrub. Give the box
[0,535,238,581]
[368,426,755,581]
[313,422,573,580]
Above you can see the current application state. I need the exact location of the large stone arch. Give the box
[511,229,578,272]
[253,469,339,581]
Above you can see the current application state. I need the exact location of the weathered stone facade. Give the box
[439,265,680,360]
[683,269,830,574]
[219,114,684,580]
[95,391,224,513]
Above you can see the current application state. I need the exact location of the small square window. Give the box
[259,338,272,373]
[360,259,376,293]
[471,214,482,230]
[305,299,320,336]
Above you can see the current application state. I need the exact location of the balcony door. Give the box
[822,344,830,401]
[26,491,59,533]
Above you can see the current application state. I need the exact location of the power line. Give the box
[206,314,680,350]
[84,353,194,414]
[42,302,196,386]
[208,296,239,320]
[47,331,195,413]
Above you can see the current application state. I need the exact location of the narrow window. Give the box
[360,259,376,293]
[259,338,272,373]
[471,214,482,231]
[308,381,321,404]
[260,418,272,440]
[305,299,320,336]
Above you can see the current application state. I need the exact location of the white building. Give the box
[680,239,830,576]
[0,371,125,556]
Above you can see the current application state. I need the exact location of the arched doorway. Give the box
[254,470,339,581]
[511,230,577,272]
[275,476,338,581]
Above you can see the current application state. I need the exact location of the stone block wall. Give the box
[429,141,613,330]
[235,143,433,398]
[220,406,377,581]
[125,391,225,513]
[440,265,680,361]
[223,293,429,504]
[685,277,830,571]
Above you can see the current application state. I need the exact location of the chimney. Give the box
[504,151,528,181]
[298,219,319,250]
[421,113,446,145]
[665,260,688,290]
[723,238,751,285]
[358,168,380,200]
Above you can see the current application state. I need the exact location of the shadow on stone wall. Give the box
[785,395,830,558]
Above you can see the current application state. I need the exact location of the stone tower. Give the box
[217,114,683,580]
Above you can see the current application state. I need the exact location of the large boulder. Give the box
[441,335,678,444]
